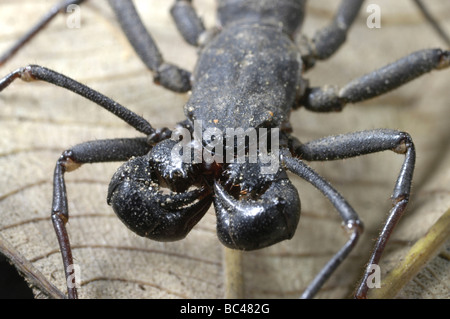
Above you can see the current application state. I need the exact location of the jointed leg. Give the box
[299,0,450,70]
[52,138,151,298]
[108,0,192,93]
[0,65,156,136]
[299,48,450,112]
[1,0,192,92]
[298,0,365,69]
[289,129,416,298]
[171,0,206,46]
[0,0,87,66]
[280,149,363,299]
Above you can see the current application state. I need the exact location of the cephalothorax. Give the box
[0,0,449,299]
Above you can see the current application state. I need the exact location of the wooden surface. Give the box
[0,0,449,299]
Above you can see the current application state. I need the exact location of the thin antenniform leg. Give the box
[0,65,156,136]
[298,0,364,69]
[289,129,416,298]
[280,149,363,299]
[52,138,151,298]
[108,0,192,93]
[0,0,87,66]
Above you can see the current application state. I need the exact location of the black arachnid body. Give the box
[0,0,449,299]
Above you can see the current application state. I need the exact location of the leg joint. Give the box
[392,131,414,155]
[57,149,81,173]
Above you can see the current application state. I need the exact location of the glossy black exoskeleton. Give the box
[1,0,449,299]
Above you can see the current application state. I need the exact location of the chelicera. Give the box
[0,0,449,299]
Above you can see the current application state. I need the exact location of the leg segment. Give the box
[0,0,87,66]
[299,48,450,112]
[170,0,206,46]
[52,137,151,298]
[0,65,155,136]
[280,149,363,299]
[299,0,364,69]
[108,0,192,92]
[289,129,416,298]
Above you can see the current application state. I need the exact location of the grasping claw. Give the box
[213,160,301,250]
[107,139,212,241]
